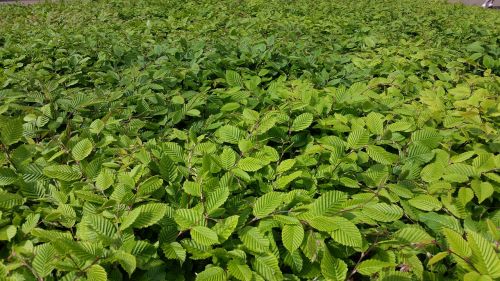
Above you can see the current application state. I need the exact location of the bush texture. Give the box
[0,0,499,280]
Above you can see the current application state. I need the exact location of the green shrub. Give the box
[0,0,499,280]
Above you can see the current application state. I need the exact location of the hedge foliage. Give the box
[0,0,499,280]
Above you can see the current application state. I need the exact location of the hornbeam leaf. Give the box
[0,168,18,186]
[291,113,313,132]
[239,227,269,253]
[33,244,56,277]
[0,118,23,146]
[443,228,471,258]
[467,230,500,278]
[347,128,369,149]
[330,216,362,248]
[363,203,403,222]
[43,165,82,181]
[162,242,186,263]
[253,192,283,218]
[357,259,395,276]
[408,195,442,211]
[282,224,304,253]
[321,249,347,281]
[86,265,107,281]
[72,138,93,161]
[191,226,220,246]
[228,261,253,281]
[195,266,226,281]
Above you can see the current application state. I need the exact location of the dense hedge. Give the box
[0,0,499,280]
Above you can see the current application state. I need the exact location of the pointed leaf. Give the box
[162,242,186,263]
[72,138,93,161]
[321,249,347,281]
[228,261,253,281]
[357,259,395,276]
[86,264,107,281]
[362,203,403,222]
[196,266,226,281]
[253,192,283,218]
[291,113,313,132]
[282,224,304,253]
[191,226,220,246]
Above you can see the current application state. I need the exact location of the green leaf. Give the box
[217,125,245,144]
[357,259,395,276]
[471,180,494,203]
[196,266,226,281]
[408,195,442,211]
[0,167,18,186]
[0,191,24,209]
[387,121,414,132]
[115,250,136,277]
[159,155,177,182]
[228,261,253,281]
[213,215,239,241]
[191,226,220,246]
[282,224,304,253]
[183,181,202,197]
[239,227,269,253]
[87,214,116,241]
[206,186,229,215]
[95,169,114,191]
[121,203,167,230]
[174,208,204,230]
[467,230,500,278]
[220,147,237,170]
[366,145,398,165]
[283,249,303,272]
[162,242,186,263]
[221,102,240,112]
[89,119,105,134]
[365,112,385,135]
[86,264,107,281]
[394,226,434,244]
[72,138,93,161]
[43,165,82,181]
[419,212,462,233]
[411,128,442,149]
[33,243,56,277]
[275,171,302,189]
[310,191,347,216]
[253,192,283,218]
[420,163,444,182]
[463,271,493,281]
[238,157,265,172]
[347,128,370,149]
[253,254,283,281]
[276,159,296,173]
[162,142,184,162]
[362,203,403,222]
[0,225,16,241]
[21,213,40,234]
[321,249,347,281]
[226,70,244,87]
[291,113,313,132]
[301,230,320,262]
[472,153,496,174]
[451,151,475,163]
[443,228,471,258]
[330,216,362,248]
[137,176,163,197]
[427,252,448,266]
[307,216,339,232]
[0,118,23,146]
[362,164,389,186]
